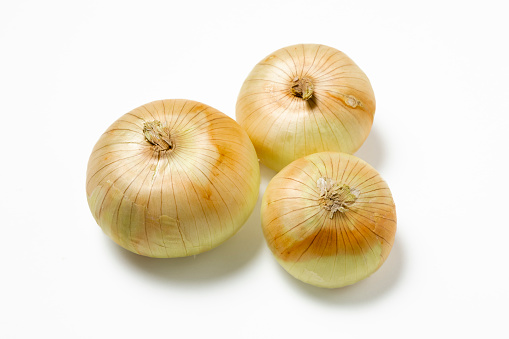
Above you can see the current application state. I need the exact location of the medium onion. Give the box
[86,99,260,258]
[261,152,396,288]
[236,44,376,172]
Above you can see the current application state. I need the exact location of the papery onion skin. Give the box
[86,99,260,258]
[236,44,376,172]
[261,152,396,288]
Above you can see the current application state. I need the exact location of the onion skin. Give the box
[236,44,376,172]
[261,152,396,288]
[86,99,260,258]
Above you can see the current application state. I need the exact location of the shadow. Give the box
[258,163,277,192]
[354,126,385,170]
[109,163,278,287]
[277,235,405,306]
[307,96,318,110]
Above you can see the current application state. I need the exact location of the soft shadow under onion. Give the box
[354,126,385,170]
[278,234,405,305]
[109,164,277,285]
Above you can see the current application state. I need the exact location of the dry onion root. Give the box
[261,152,396,288]
[236,44,376,172]
[86,99,260,258]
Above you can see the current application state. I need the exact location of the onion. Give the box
[86,99,260,258]
[236,44,376,172]
[261,152,396,288]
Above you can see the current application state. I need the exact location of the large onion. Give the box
[86,99,260,258]
[261,152,396,288]
[236,44,376,172]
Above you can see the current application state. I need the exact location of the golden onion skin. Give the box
[236,44,376,172]
[261,152,396,288]
[86,99,260,258]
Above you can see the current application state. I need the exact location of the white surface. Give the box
[1,0,508,338]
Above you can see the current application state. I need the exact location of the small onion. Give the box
[236,44,376,172]
[86,99,260,258]
[261,152,396,288]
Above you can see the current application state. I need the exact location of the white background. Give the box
[1,0,508,338]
